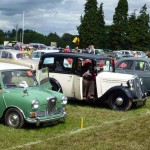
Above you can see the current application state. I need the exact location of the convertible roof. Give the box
[40,52,109,60]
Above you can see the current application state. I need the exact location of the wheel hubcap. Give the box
[9,113,19,126]
[115,97,123,105]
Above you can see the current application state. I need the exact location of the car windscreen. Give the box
[16,53,30,59]
[2,70,38,88]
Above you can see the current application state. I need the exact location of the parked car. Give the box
[0,62,67,128]
[0,49,38,72]
[120,50,134,57]
[38,53,147,111]
[115,57,150,95]
[95,49,105,55]
[31,49,59,61]
[133,51,147,58]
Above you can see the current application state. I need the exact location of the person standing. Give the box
[82,61,95,100]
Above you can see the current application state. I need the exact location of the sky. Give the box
[0,0,149,37]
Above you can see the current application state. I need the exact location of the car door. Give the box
[48,57,75,97]
[73,75,83,100]
[134,60,150,91]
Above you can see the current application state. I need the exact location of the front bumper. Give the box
[132,97,147,102]
[25,112,67,125]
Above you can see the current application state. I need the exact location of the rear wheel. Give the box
[50,80,62,93]
[108,91,132,111]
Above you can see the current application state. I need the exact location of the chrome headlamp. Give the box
[61,96,68,105]
[32,100,39,110]
[140,78,143,85]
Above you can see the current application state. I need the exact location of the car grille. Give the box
[47,97,57,115]
[132,77,143,98]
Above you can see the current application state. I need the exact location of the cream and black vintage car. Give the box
[38,53,147,111]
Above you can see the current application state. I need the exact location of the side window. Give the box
[42,57,55,71]
[55,58,73,72]
[117,60,133,70]
[8,53,12,59]
[1,51,8,58]
[145,62,149,70]
[75,59,83,75]
[135,61,148,71]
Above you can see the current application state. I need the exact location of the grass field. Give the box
[1,98,150,150]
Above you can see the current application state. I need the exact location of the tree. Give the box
[46,32,60,46]
[135,4,150,50]
[109,0,128,49]
[77,0,98,48]
[0,30,4,44]
[96,3,105,48]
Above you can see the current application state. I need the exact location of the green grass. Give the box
[1,99,150,150]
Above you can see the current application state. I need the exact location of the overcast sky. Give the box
[0,0,149,36]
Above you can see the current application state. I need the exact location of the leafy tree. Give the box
[46,32,60,47]
[135,4,150,50]
[96,3,105,48]
[125,11,137,49]
[77,0,98,48]
[0,30,4,44]
[109,0,128,49]
[60,33,75,49]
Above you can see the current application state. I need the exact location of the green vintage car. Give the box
[0,62,67,128]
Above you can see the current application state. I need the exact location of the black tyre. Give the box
[108,91,132,111]
[5,108,25,128]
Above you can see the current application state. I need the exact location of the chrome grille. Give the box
[132,77,143,98]
[47,97,57,115]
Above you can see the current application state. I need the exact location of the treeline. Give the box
[0,0,150,50]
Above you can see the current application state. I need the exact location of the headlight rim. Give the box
[32,99,39,110]
[61,96,68,105]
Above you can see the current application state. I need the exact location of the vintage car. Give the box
[38,52,147,111]
[115,57,150,95]
[0,49,38,72]
[120,50,134,57]
[0,62,67,128]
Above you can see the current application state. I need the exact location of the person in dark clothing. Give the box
[82,61,95,100]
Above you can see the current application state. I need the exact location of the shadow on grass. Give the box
[67,98,108,109]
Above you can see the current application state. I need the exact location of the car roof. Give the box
[0,49,26,54]
[0,62,30,71]
[40,52,109,60]
[32,49,59,53]
[117,57,150,62]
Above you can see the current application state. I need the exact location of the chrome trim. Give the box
[25,112,66,124]
[132,98,147,102]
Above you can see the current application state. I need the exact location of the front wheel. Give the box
[5,108,25,128]
[108,91,132,111]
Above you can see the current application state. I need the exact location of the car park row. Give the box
[0,46,149,129]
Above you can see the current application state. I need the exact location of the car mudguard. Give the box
[49,78,63,93]
[98,85,136,102]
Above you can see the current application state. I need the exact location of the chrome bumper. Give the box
[25,112,67,125]
[132,97,147,102]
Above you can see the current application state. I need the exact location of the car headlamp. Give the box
[61,96,68,105]
[32,100,39,110]
[140,78,143,85]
